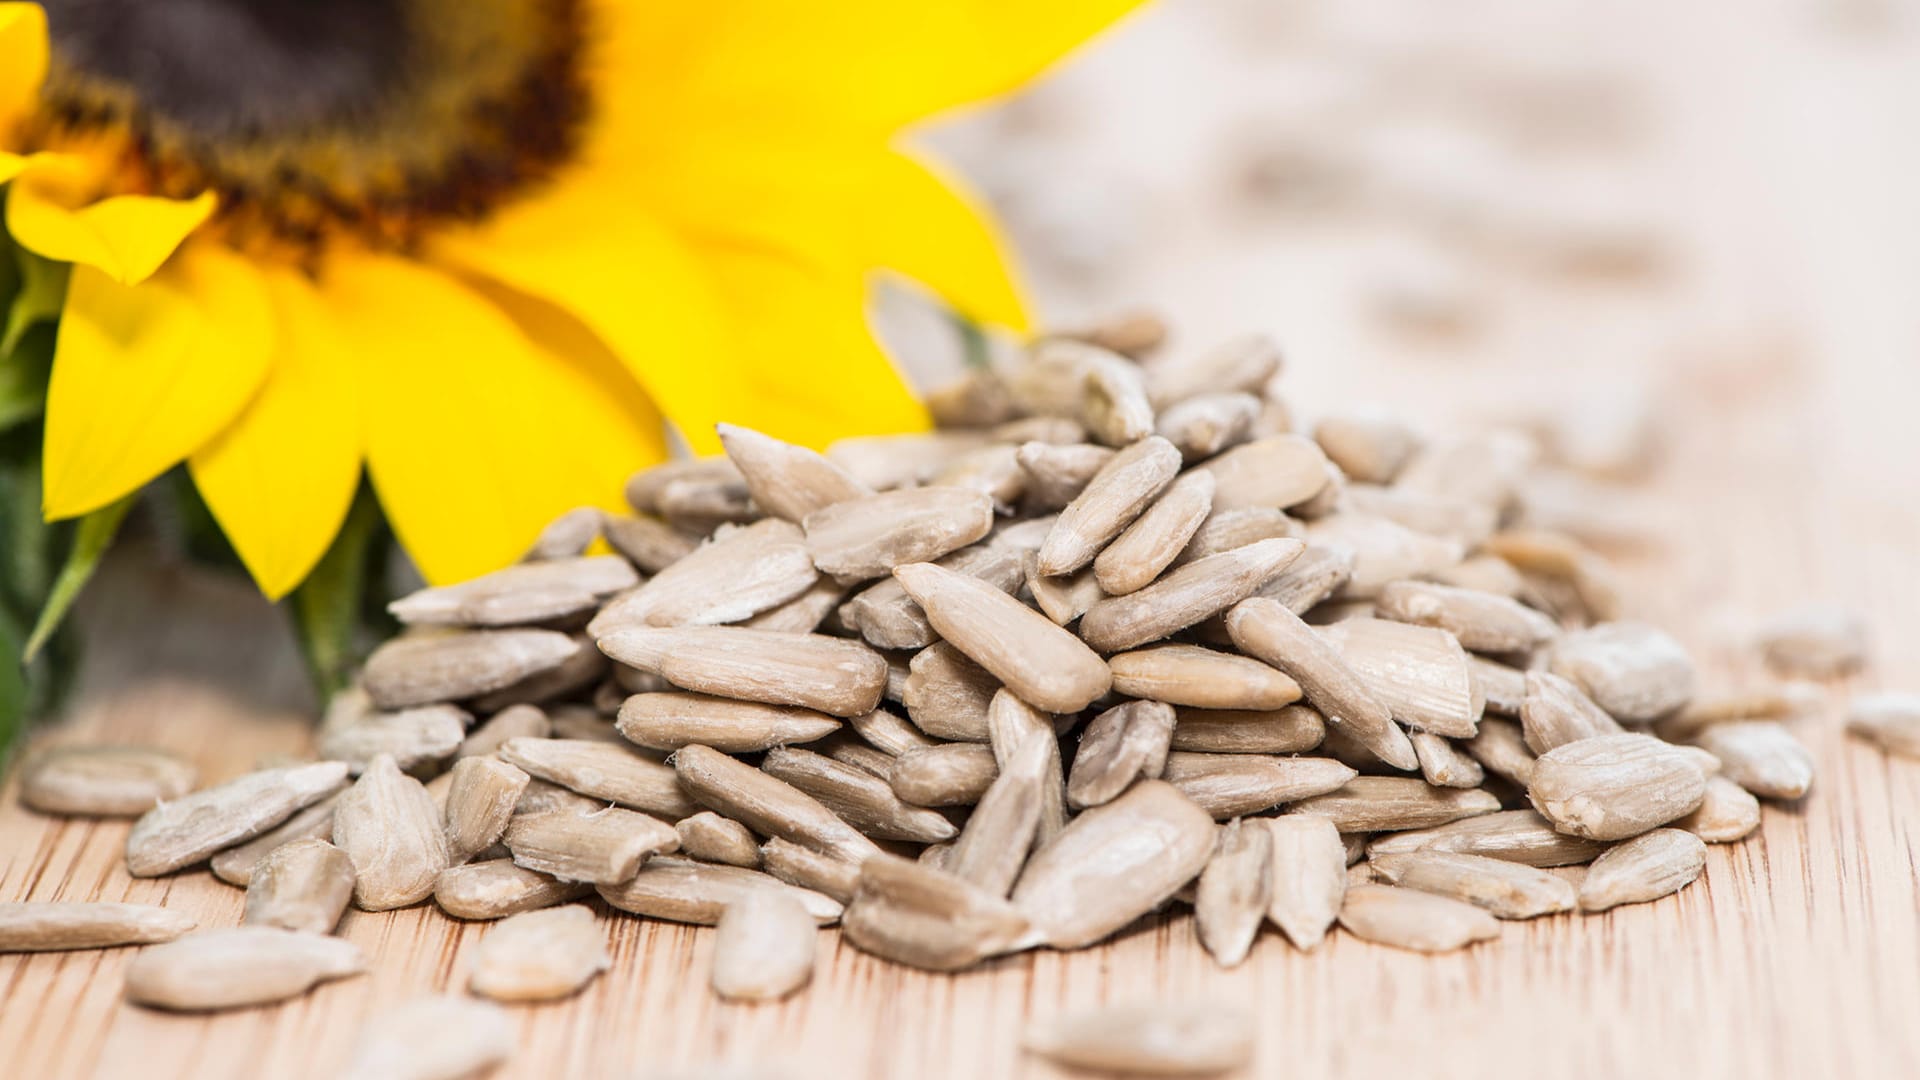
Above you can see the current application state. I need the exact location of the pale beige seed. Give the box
[1368,850,1575,919]
[1251,542,1355,614]
[0,902,196,952]
[712,891,818,1002]
[1528,733,1708,840]
[615,692,842,754]
[1578,828,1707,912]
[827,430,992,491]
[1067,700,1176,808]
[819,728,902,778]
[1170,705,1325,754]
[1025,555,1106,626]
[1026,1001,1254,1076]
[243,838,355,934]
[1081,351,1157,447]
[209,795,340,886]
[1318,617,1482,737]
[674,744,881,864]
[717,422,871,523]
[760,746,958,844]
[1059,310,1169,359]
[986,690,1068,845]
[1410,731,1485,789]
[1691,721,1815,800]
[592,519,819,634]
[434,859,591,920]
[918,842,956,872]
[1196,434,1329,512]
[1847,693,1920,759]
[1163,752,1356,819]
[550,705,626,742]
[840,543,1024,650]
[18,745,196,817]
[1481,529,1624,623]
[499,737,695,818]
[741,577,846,633]
[895,562,1112,713]
[1658,682,1823,740]
[758,837,859,904]
[1376,580,1559,654]
[926,367,1016,428]
[468,904,609,1002]
[1344,484,1498,549]
[849,707,938,757]
[442,757,530,865]
[1175,506,1302,568]
[1005,338,1119,417]
[338,995,514,1080]
[657,472,755,533]
[1471,656,1527,718]
[1082,538,1305,653]
[1196,819,1271,968]
[599,625,888,718]
[126,761,349,877]
[1262,815,1347,950]
[319,697,468,775]
[1313,409,1420,484]
[1463,717,1536,787]
[626,457,741,514]
[597,856,842,925]
[890,743,999,807]
[947,731,1053,897]
[602,514,698,574]
[471,634,608,713]
[1426,554,1528,598]
[1676,776,1762,843]
[1226,598,1419,771]
[330,755,448,909]
[388,556,637,628]
[998,417,1090,446]
[675,812,762,868]
[1037,436,1182,576]
[1393,430,1535,508]
[1287,777,1500,832]
[1013,780,1216,948]
[1110,644,1301,711]
[1303,513,1462,599]
[1146,332,1280,408]
[901,641,998,741]
[842,854,1031,971]
[524,506,602,561]
[1366,810,1607,867]
[362,629,577,710]
[1549,621,1697,722]
[124,927,365,1011]
[1016,440,1115,512]
[1756,604,1870,679]
[1157,392,1260,462]
[991,513,1059,553]
[457,704,550,759]
[804,487,996,582]
[503,805,679,884]
[1094,470,1216,595]
[1338,883,1501,952]
[1521,670,1624,753]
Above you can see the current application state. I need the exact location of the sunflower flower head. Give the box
[0,0,1141,596]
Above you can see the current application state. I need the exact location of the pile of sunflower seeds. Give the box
[10,323,1898,1077]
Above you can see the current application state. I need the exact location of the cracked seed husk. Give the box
[1521,670,1623,754]
[1368,850,1575,919]
[1262,814,1346,950]
[890,743,999,807]
[712,890,817,1001]
[599,625,888,718]
[339,995,514,1080]
[0,902,196,952]
[842,854,1031,971]
[1366,809,1607,867]
[469,904,609,1002]
[597,856,842,925]
[1549,621,1697,723]
[1162,752,1356,819]
[1690,721,1815,800]
[1067,700,1176,808]
[674,744,881,865]
[124,927,365,1011]
[1676,776,1762,842]
[245,839,356,934]
[718,422,872,523]
[1527,734,1707,840]
[895,561,1111,713]
[1094,470,1216,595]
[1037,436,1182,576]
[760,746,958,844]
[1286,777,1500,832]
[1082,538,1305,653]
[363,629,578,710]
[331,755,448,909]
[675,812,762,867]
[1012,780,1215,948]
[1026,1001,1255,1076]
[434,859,591,920]
[804,486,996,581]
[1318,617,1483,737]
[1109,644,1302,710]
[18,745,196,817]
[443,756,530,865]
[1577,828,1706,912]
[1338,883,1501,952]
[616,692,842,753]
[499,737,695,818]
[1226,598,1418,771]
[1196,818,1271,967]
[126,761,349,877]
[1170,705,1325,754]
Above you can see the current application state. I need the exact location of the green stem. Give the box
[24,493,134,662]
[290,484,383,699]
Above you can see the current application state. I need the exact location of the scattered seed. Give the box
[1691,721,1815,800]
[842,854,1031,971]
[124,927,365,1011]
[504,805,679,885]
[331,755,449,909]
[1368,850,1575,919]
[675,812,762,868]
[0,902,196,953]
[598,856,842,925]
[1111,644,1302,712]
[1195,819,1271,967]
[599,625,888,718]
[1756,605,1870,679]
[1261,815,1347,950]
[674,744,881,864]
[841,543,1025,651]
[442,757,530,865]
[712,890,818,1001]
[126,761,349,878]
[1013,780,1215,948]
[469,904,609,1002]
[318,696,468,776]
[805,487,996,581]
[1577,828,1707,912]
[1676,776,1762,843]
[1026,1001,1254,1076]
[986,690,1069,844]
[434,859,591,920]
[18,745,196,817]
[1847,693,1920,758]
[1549,621,1696,723]
[363,629,578,710]
[615,692,842,753]
[1066,700,1176,809]
[499,737,695,818]
[1337,883,1500,953]
[1025,555,1107,627]
[895,561,1112,713]
[1528,734,1708,840]
[338,995,514,1080]
[1287,777,1500,832]
[244,838,355,934]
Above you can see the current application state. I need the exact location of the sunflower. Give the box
[0,0,1140,596]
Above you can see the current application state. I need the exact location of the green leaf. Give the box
[0,602,27,762]
[1,246,68,358]
[290,483,382,697]
[24,492,134,662]
[949,311,992,372]
[0,434,56,616]
[0,322,55,432]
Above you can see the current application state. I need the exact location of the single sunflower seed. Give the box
[1470,656,1527,717]
[1313,409,1420,484]
[615,692,842,753]
[388,556,637,628]
[1365,809,1606,867]
[602,514,699,574]
[1025,556,1107,626]
[1080,538,1305,653]
[804,487,996,582]
[499,737,696,818]
[457,704,550,759]
[18,745,196,817]
[839,543,1024,651]
[1527,733,1708,840]
[1196,818,1271,967]
[1676,776,1761,842]
[1317,617,1483,737]
[1162,752,1356,819]
[443,756,530,865]
[1157,392,1261,463]
[1375,579,1558,654]
[338,995,514,1080]
[210,795,340,887]
[1577,828,1707,912]
[946,730,1053,897]
[318,696,468,775]
[1461,717,1536,787]
[674,744,882,864]
[759,746,959,844]
[598,625,888,718]
[1226,598,1419,771]
[1037,436,1183,576]
[675,812,763,868]
[523,506,602,561]
[1367,850,1575,919]
[1025,1002,1255,1077]
[849,706,939,757]
[1755,604,1870,679]
[841,854,1031,971]
[712,890,818,1001]
[331,755,449,909]
[1197,434,1329,512]
[986,689,1069,845]
[931,443,1028,508]
[244,838,356,934]
[363,629,578,710]
[758,837,860,904]
[503,805,679,885]
[590,519,818,633]
[889,743,1000,807]
[894,561,1112,713]
[1109,643,1302,710]
[1520,670,1623,753]
[717,422,871,523]
[433,858,591,920]
[468,904,609,1002]
[1067,700,1177,808]
[1170,705,1325,754]
[1093,470,1216,595]
[1847,693,1920,759]
[1410,731,1486,789]
[1337,883,1501,952]
[1548,621,1697,723]
[1261,814,1347,950]
[0,902,196,953]
[1017,440,1116,512]
[126,760,350,877]
[597,856,842,925]
[124,927,365,1011]
[1690,721,1815,800]
[901,641,999,741]
[1285,777,1500,832]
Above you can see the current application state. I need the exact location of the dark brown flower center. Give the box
[26,0,590,257]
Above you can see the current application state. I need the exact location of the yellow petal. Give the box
[319,252,667,585]
[853,150,1028,330]
[7,157,216,286]
[432,179,733,454]
[188,269,362,599]
[0,2,47,130]
[42,246,272,519]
